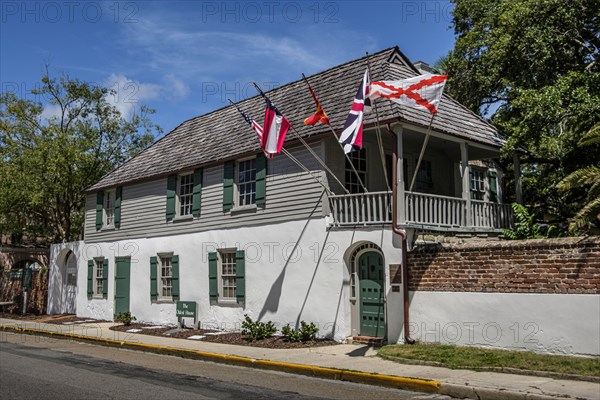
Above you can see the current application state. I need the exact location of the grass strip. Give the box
[378,343,600,378]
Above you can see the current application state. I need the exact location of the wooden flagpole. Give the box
[301,73,368,194]
[252,82,349,194]
[365,52,392,192]
[228,97,334,196]
[409,113,436,192]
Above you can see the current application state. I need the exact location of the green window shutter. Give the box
[192,168,203,217]
[236,250,245,304]
[150,256,158,303]
[469,169,475,199]
[114,186,122,228]
[95,192,104,230]
[255,154,267,207]
[166,175,177,220]
[223,161,235,212]
[172,255,180,301]
[87,260,94,299]
[102,259,109,299]
[208,252,218,301]
[488,170,498,203]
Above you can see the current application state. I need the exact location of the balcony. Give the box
[329,191,514,231]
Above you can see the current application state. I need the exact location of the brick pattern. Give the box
[407,237,600,294]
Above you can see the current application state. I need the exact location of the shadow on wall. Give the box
[257,192,324,322]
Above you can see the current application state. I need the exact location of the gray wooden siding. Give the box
[84,143,327,243]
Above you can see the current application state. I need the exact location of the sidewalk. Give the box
[1,318,598,400]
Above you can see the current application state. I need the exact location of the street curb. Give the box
[0,325,440,393]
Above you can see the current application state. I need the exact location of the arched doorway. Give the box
[347,242,386,338]
[63,251,77,314]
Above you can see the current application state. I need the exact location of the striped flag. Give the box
[339,69,371,154]
[256,88,290,155]
[231,102,273,158]
[369,73,447,114]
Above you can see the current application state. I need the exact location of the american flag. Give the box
[339,68,371,154]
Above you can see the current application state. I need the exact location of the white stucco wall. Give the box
[48,241,84,315]
[52,218,403,342]
[408,291,600,356]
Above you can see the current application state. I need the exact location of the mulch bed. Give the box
[108,323,338,349]
[0,313,108,324]
[0,312,48,321]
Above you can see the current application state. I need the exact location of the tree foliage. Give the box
[557,125,600,232]
[0,72,160,243]
[445,0,600,224]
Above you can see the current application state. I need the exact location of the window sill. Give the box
[92,295,104,300]
[216,299,243,307]
[230,204,257,215]
[101,226,116,232]
[173,215,194,222]
[156,299,174,304]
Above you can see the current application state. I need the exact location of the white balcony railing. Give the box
[329,191,513,230]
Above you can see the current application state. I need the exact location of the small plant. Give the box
[281,321,319,342]
[114,311,136,326]
[241,314,276,341]
[502,203,561,239]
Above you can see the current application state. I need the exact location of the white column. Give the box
[460,141,471,226]
[513,153,523,205]
[393,125,406,225]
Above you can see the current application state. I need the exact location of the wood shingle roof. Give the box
[86,46,504,192]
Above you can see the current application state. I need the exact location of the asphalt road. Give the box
[0,332,452,400]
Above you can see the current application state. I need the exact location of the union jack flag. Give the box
[339,69,371,154]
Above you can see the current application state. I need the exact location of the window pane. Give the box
[179,174,194,216]
[237,159,257,206]
[345,148,367,194]
[159,256,173,299]
[220,251,237,299]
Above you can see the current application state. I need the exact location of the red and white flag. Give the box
[369,73,447,114]
[255,87,290,155]
[231,102,273,158]
[339,69,371,154]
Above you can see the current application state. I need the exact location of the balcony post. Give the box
[460,141,472,226]
[393,125,406,224]
[513,153,523,205]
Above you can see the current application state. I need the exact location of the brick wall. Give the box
[407,237,600,294]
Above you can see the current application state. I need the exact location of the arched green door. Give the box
[358,251,385,337]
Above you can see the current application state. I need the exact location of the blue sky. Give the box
[1,1,456,135]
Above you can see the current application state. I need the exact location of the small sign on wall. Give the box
[176,301,197,319]
[389,264,402,284]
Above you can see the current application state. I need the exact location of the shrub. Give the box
[281,321,319,342]
[114,311,136,326]
[241,314,276,341]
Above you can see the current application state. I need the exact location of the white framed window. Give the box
[158,254,173,300]
[104,190,116,227]
[470,168,485,200]
[219,250,237,300]
[236,158,257,206]
[94,258,104,297]
[345,148,367,194]
[177,173,194,216]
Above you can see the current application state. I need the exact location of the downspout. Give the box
[389,124,416,344]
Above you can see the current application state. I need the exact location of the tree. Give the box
[444,0,600,223]
[557,125,600,232]
[0,72,160,243]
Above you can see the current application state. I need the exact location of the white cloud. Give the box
[104,73,161,119]
[163,74,190,100]
[40,103,62,121]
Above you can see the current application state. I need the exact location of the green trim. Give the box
[102,259,109,299]
[150,256,158,303]
[166,175,177,220]
[235,250,245,303]
[223,161,235,212]
[114,187,122,228]
[172,255,180,301]
[87,260,93,299]
[255,154,266,207]
[208,252,218,301]
[95,192,104,231]
[192,168,203,217]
